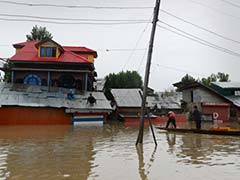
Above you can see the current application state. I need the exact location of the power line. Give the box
[152,62,208,77]
[0,0,153,9]
[0,17,148,25]
[0,13,149,22]
[189,0,240,21]
[137,47,148,72]
[220,0,240,9]
[160,9,240,45]
[122,16,152,70]
[157,23,240,58]
[158,21,240,57]
[97,48,147,52]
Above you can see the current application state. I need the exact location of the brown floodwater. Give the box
[0,122,240,180]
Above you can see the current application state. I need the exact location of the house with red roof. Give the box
[9,38,97,92]
[0,39,113,125]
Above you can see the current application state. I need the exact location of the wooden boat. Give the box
[157,127,240,136]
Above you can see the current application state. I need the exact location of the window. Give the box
[40,47,45,57]
[190,90,194,102]
[40,47,57,57]
[24,74,41,86]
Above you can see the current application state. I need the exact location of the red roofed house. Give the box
[9,38,97,92]
[0,39,113,125]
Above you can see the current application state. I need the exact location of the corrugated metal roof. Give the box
[111,88,155,108]
[111,89,142,107]
[10,40,93,64]
[212,82,240,89]
[225,96,240,107]
[155,92,182,110]
[0,82,112,112]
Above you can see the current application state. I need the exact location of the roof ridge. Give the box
[65,51,90,63]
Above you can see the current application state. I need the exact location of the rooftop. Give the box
[0,83,112,113]
[111,88,155,108]
[212,82,240,89]
[10,39,97,63]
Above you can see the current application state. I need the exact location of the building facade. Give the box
[173,81,238,122]
[9,38,97,93]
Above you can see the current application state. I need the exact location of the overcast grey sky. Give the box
[0,0,239,91]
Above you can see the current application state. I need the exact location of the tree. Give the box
[201,73,217,87]
[180,74,196,83]
[201,72,229,86]
[104,71,143,99]
[26,25,53,41]
[179,72,230,88]
[217,72,229,82]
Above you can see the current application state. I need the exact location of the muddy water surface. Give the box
[0,123,239,180]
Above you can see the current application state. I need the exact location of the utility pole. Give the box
[136,0,161,146]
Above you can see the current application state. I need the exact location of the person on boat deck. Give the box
[165,111,177,128]
[87,93,96,105]
[193,105,202,130]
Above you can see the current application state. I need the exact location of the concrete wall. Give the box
[182,87,224,103]
[195,88,224,103]
[13,70,87,91]
[0,106,71,125]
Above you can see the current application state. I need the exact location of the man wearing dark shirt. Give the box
[87,93,96,105]
[193,105,201,129]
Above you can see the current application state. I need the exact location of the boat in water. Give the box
[157,126,240,136]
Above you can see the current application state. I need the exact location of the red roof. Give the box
[63,46,97,58]
[10,40,97,63]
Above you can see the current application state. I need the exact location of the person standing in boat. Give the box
[165,111,177,128]
[193,105,202,130]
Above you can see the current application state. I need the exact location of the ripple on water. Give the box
[0,124,240,180]
[0,145,10,180]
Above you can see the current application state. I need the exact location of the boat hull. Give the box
[157,127,240,136]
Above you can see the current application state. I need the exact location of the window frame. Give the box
[40,46,57,57]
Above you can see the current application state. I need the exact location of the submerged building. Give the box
[0,38,112,125]
[174,81,240,122]
[9,38,97,92]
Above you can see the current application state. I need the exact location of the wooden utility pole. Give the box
[136,0,161,146]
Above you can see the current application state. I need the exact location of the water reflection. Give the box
[175,133,240,166]
[0,125,102,180]
[0,123,239,180]
[166,133,176,154]
[136,145,147,180]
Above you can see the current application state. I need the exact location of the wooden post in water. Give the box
[138,91,157,146]
[136,0,161,146]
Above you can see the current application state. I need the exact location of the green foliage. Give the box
[179,73,230,87]
[181,72,230,86]
[104,71,143,99]
[217,72,229,82]
[201,72,229,86]
[180,74,196,83]
[201,73,217,86]
[26,25,53,41]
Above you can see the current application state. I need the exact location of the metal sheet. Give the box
[0,83,112,112]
